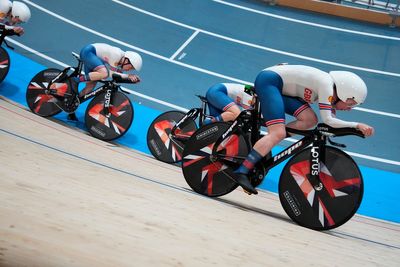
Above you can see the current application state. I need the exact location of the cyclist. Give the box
[60,43,142,121]
[204,83,255,125]
[0,1,31,35]
[232,64,374,195]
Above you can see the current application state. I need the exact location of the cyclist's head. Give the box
[124,51,142,71]
[329,71,367,106]
[11,1,31,23]
[0,0,11,17]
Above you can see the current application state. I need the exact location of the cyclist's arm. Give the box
[101,63,126,79]
[108,70,140,83]
[0,24,13,30]
[0,23,23,35]
[108,70,128,79]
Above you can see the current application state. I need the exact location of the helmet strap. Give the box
[331,85,342,107]
[120,57,131,68]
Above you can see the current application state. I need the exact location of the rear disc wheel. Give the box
[182,122,250,197]
[26,68,64,117]
[147,110,197,163]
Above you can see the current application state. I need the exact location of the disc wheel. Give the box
[147,110,197,163]
[26,68,64,117]
[182,122,250,197]
[279,146,363,230]
[85,91,133,141]
[0,47,10,83]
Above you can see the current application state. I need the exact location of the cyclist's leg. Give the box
[205,84,240,124]
[79,81,97,97]
[283,96,317,131]
[221,105,241,122]
[233,70,286,194]
[204,101,220,125]
[250,71,286,160]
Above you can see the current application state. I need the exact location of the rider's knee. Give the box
[222,112,236,122]
[91,68,108,80]
[304,116,318,129]
[297,109,318,128]
[227,106,241,120]
[270,127,287,142]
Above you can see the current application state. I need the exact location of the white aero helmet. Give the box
[329,71,367,105]
[0,0,11,14]
[11,1,31,22]
[124,51,142,71]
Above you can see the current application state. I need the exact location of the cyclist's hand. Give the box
[13,26,24,35]
[356,123,374,137]
[128,74,140,83]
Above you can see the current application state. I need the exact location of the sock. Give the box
[73,74,90,83]
[214,115,223,122]
[203,115,223,125]
[235,149,263,175]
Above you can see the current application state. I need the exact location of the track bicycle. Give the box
[26,53,135,141]
[0,27,20,83]
[146,94,211,163]
[182,94,272,190]
[182,97,365,230]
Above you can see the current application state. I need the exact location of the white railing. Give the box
[320,0,400,27]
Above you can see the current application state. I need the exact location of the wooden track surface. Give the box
[0,98,399,267]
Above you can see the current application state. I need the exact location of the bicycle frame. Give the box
[171,95,209,139]
[78,81,119,115]
[213,96,364,190]
[260,129,323,189]
[173,108,201,133]
[47,54,129,115]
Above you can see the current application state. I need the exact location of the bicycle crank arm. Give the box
[213,153,246,166]
[48,89,74,97]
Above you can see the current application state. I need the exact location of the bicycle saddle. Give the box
[196,95,208,103]
[71,52,82,62]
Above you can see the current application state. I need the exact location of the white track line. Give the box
[170,30,200,60]
[213,0,400,41]
[23,0,400,119]
[6,39,188,112]
[353,107,400,119]
[112,0,400,78]
[14,1,400,165]
[7,37,400,167]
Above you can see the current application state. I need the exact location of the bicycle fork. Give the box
[103,88,113,117]
[172,108,200,133]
